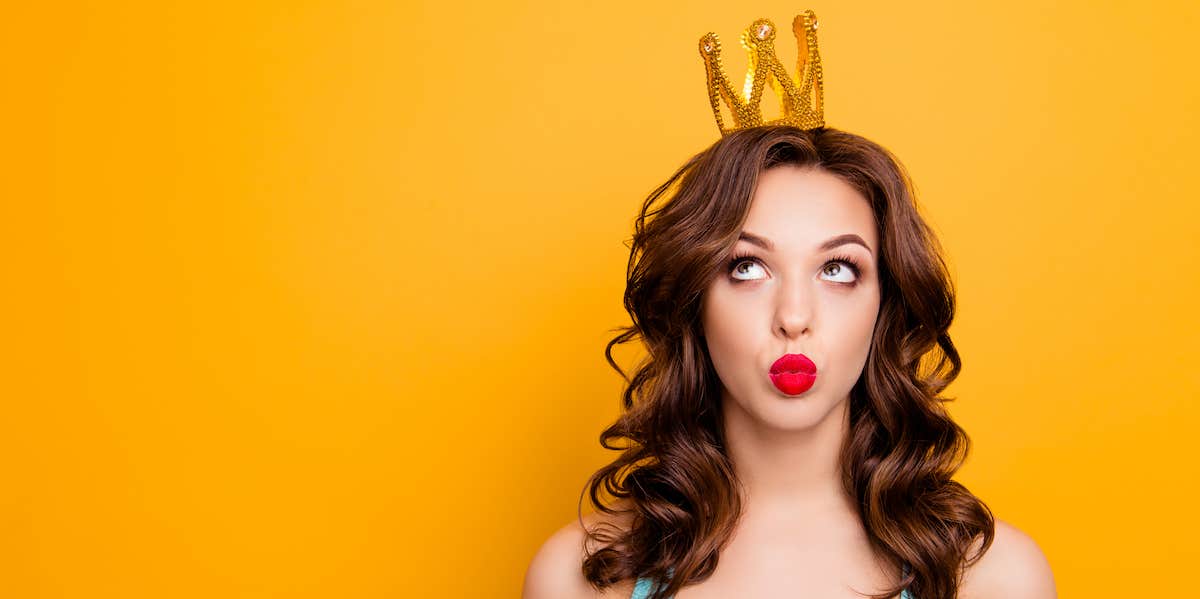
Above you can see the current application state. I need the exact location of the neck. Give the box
[720,393,857,518]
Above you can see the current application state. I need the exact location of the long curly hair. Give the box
[577,125,994,599]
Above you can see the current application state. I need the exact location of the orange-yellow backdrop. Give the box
[4,0,1197,597]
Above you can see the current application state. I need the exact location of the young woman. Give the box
[524,12,1055,599]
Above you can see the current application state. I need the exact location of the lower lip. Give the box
[769,372,816,395]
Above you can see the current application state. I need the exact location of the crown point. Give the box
[795,9,818,32]
[755,21,772,40]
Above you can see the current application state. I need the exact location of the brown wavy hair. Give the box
[577,125,994,599]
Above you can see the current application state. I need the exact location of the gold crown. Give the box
[698,10,825,136]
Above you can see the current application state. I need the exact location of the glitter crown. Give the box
[698,10,825,136]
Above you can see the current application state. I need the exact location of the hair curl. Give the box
[577,126,994,599]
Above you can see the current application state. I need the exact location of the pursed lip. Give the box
[770,353,817,375]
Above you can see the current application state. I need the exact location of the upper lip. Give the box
[770,353,816,374]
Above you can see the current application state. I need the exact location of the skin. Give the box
[700,162,881,520]
[522,165,1057,599]
[683,163,887,598]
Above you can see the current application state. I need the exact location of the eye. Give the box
[727,253,767,281]
[820,254,862,285]
[726,252,864,285]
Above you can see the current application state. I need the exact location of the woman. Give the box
[524,12,1055,599]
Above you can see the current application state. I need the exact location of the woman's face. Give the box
[700,164,881,432]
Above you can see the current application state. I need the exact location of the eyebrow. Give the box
[737,231,874,255]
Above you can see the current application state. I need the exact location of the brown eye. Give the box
[728,257,767,281]
[820,260,858,284]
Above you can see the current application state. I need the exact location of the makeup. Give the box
[769,353,817,395]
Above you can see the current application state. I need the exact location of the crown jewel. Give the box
[698,10,825,136]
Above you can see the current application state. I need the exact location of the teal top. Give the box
[630,565,915,599]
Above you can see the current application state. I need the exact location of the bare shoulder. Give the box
[959,518,1057,599]
[521,501,637,599]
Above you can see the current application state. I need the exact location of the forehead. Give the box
[742,165,877,254]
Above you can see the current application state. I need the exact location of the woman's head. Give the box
[583,125,993,599]
[701,162,881,435]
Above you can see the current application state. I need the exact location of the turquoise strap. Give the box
[630,576,665,599]
[631,565,915,599]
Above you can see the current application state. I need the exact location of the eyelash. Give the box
[726,252,863,283]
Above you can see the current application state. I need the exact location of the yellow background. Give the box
[3,0,1197,597]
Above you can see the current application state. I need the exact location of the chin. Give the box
[729,384,844,431]
[761,400,837,430]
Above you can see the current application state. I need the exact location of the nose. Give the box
[774,276,814,340]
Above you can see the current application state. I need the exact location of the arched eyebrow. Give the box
[738,231,873,255]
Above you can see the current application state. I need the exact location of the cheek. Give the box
[824,289,880,362]
[701,287,766,367]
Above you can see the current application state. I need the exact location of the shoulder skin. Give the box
[959,518,1057,599]
[522,504,634,599]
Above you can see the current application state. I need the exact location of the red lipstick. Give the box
[769,353,817,396]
